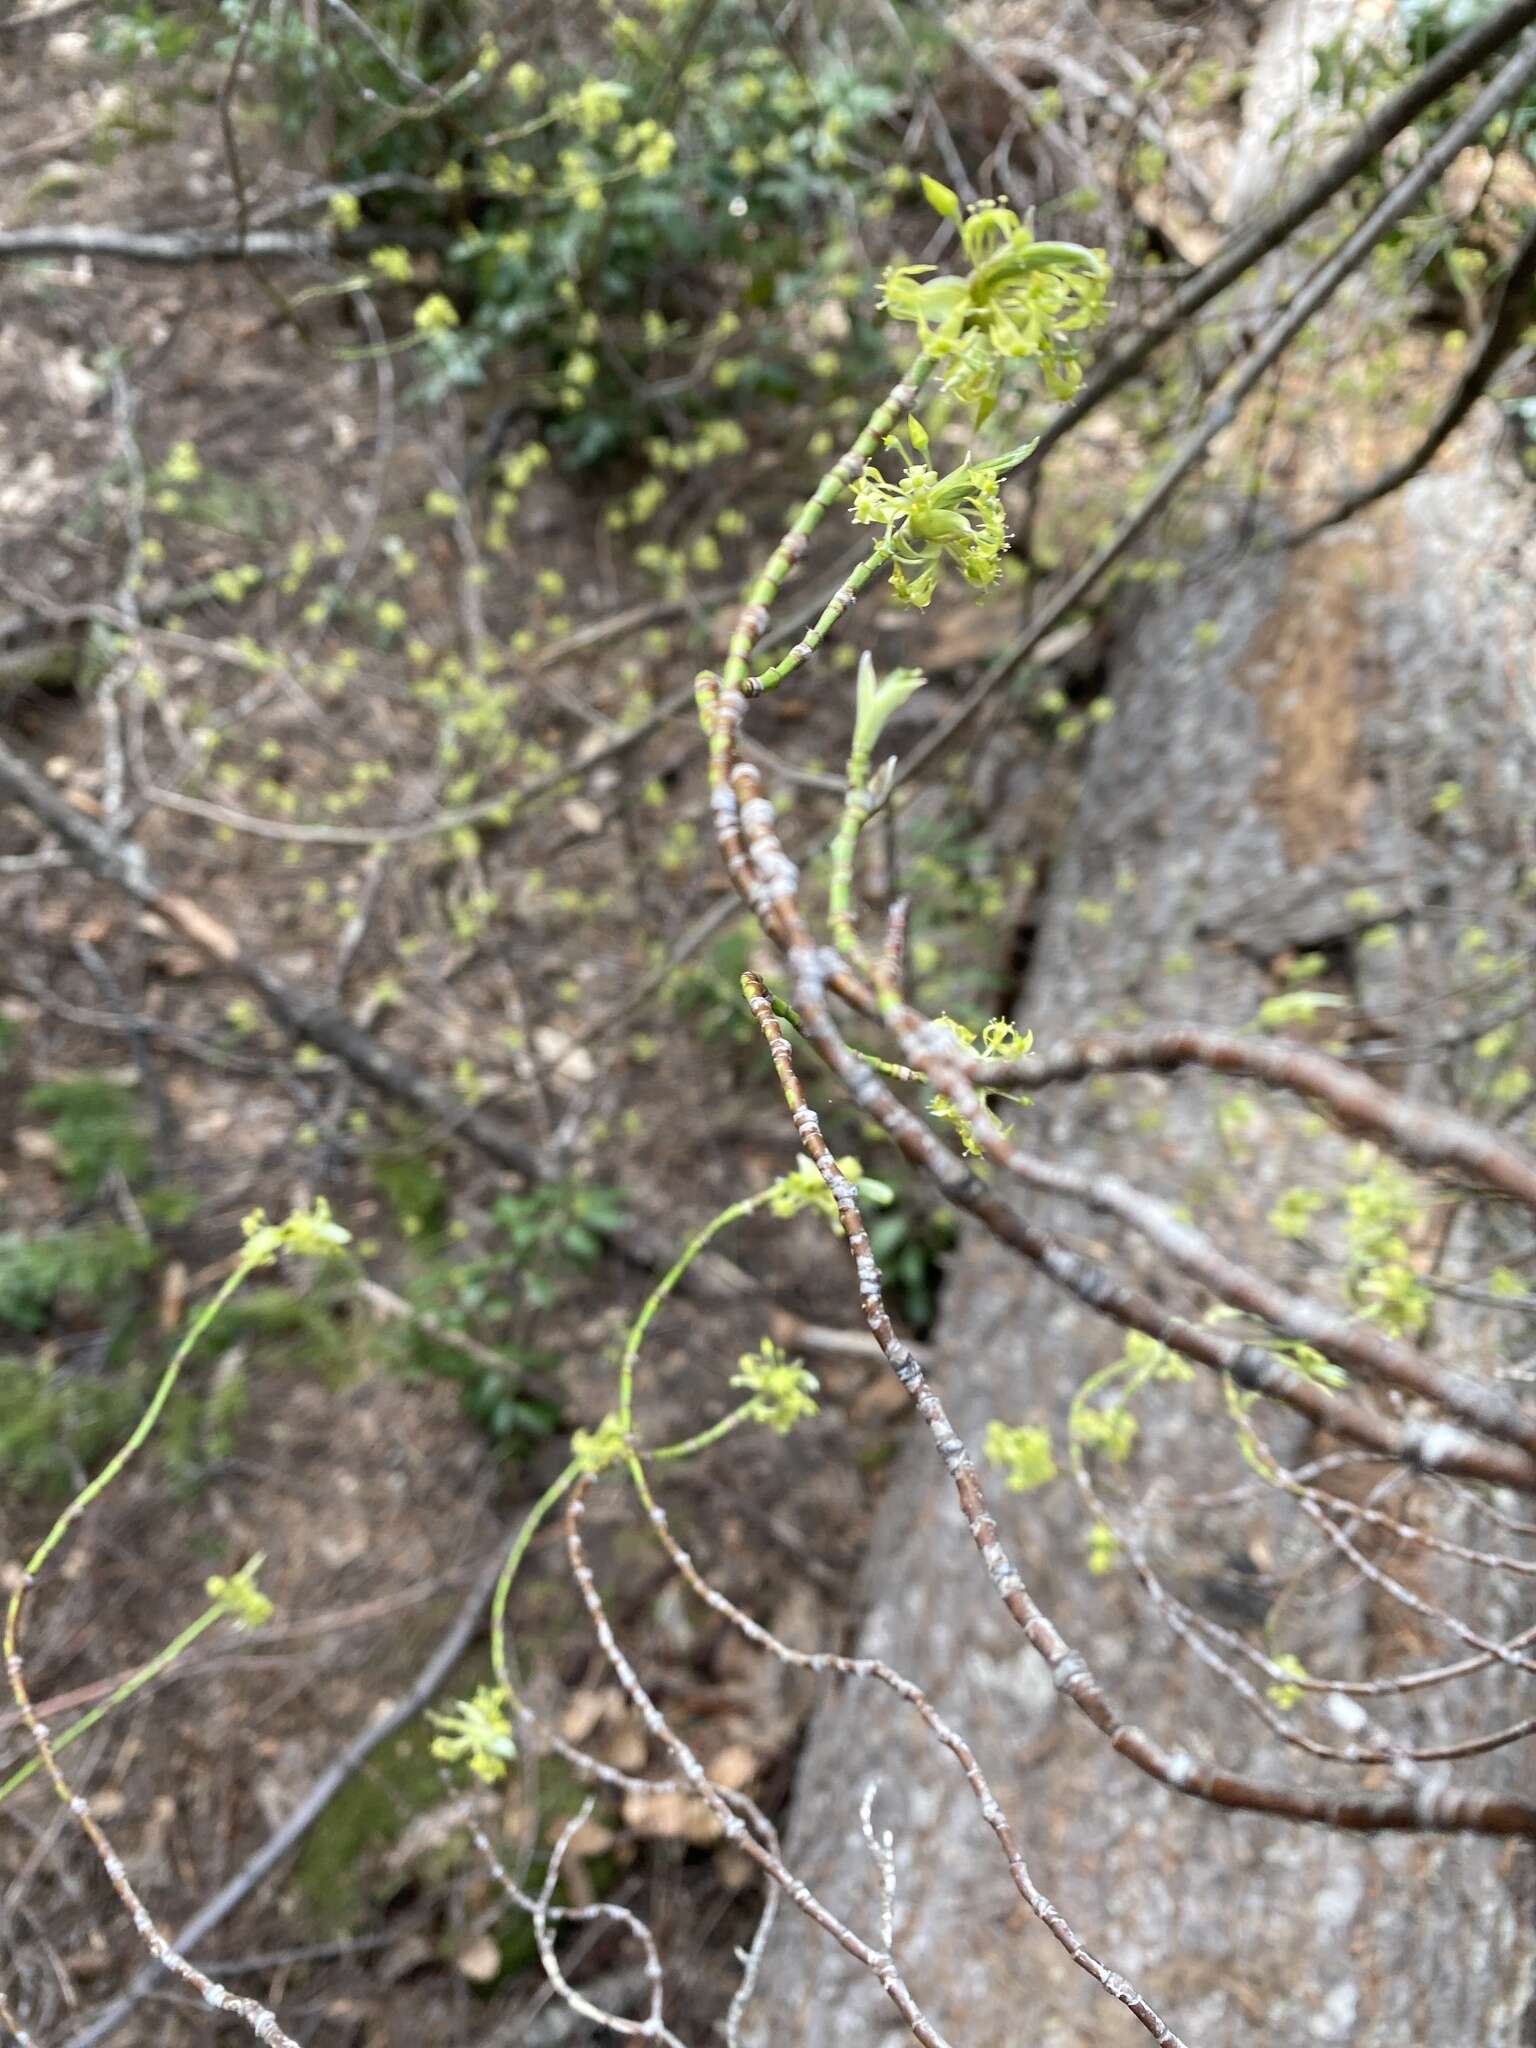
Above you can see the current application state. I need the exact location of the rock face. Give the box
[743,464,1536,2046]
[1224,0,1374,223]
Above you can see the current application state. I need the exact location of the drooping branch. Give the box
[0,225,335,265]
[756,943,1536,1492]
[966,1023,1536,1216]
[895,25,1536,790]
[627,1461,1189,2045]
[704,708,1536,1487]
[1021,0,1536,478]
[1288,208,1536,543]
[563,1483,962,2048]
[742,978,1536,1840]
[57,1548,507,2048]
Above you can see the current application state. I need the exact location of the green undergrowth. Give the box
[0,1059,624,1497]
[290,1661,617,1958]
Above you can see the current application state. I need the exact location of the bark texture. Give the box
[744,461,1536,2045]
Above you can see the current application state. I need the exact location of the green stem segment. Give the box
[771,989,924,1083]
[616,1185,778,1428]
[744,543,891,698]
[490,1459,581,1697]
[4,1254,269,1732]
[0,1602,226,1808]
[648,1403,757,1463]
[829,732,878,964]
[713,349,936,700]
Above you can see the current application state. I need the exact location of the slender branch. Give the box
[58,1546,507,2048]
[0,225,335,265]
[973,1023,1536,1215]
[1287,209,1536,543]
[741,977,1536,1838]
[895,25,1536,790]
[626,1456,1188,2044]
[564,1484,962,2048]
[1021,0,1536,478]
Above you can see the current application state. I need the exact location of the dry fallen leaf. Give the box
[456,1933,501,1984]
[622,1788,721,1845]
[707,1742,758,1792]
[606,1726,648,1774]
[561,796,604,835]
[546,1815,615,1858]
[559,1687,611,1745]
[715,1848,756,1892]
[533,1024,596,1085]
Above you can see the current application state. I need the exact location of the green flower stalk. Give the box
[882,180,1109,423]
[829,654,926,957]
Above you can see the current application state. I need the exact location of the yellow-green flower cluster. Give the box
[561,77,627,139]
[731,1338,819,1434]
[487,440,549,548]
[369,244,413,284]
[983,1420,1057,1492]
[206,1557,273,1630]
[429,1684,516,1783]
[852,420,1010,609]
[767,1154,893,1231]
[239,1197,351,1267]
[1342,1158,1431,1339]
[617,116,675,178]
[414,292,460,333]
[1265,1653,1308,1712]
[162,439,202,485]
[571,1411,629,1476]
[882,178,1108,421]
[1070,1402,1138,1463]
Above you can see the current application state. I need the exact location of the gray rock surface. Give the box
[743,468,1536,2045]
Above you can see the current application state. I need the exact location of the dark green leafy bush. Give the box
[23,1075,150,1195]
[0,1225,157,1334]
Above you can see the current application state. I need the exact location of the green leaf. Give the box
[920,174,962,223]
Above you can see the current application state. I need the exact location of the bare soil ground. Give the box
[0,23,1064,2044]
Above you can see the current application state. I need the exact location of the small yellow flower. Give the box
[207,1557,273,1630]
[732,1338,819,1434]
[368,244,413,284]
[429,1685,516,1783]
[571,1412,629,1475]
[881,183,1108,422]
[239,1198,351,1267]
[413,292,460,333]
[162,440,201,485]
[984,1420,1057,1492]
